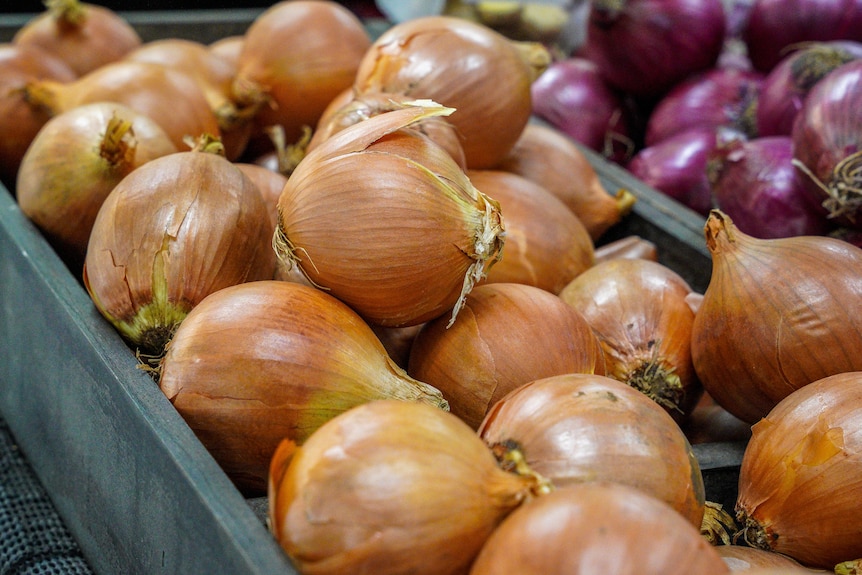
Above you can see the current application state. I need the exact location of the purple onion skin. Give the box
[791,58,862,227]
[626,128,718,216]
[756,41,862,137]
[710,136,831,238]
[530,57,632,163]
[644,67,763,147]
[743,0,862,73]
[582,0,727,99]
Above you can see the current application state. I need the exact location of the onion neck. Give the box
[489,439,554,497]
[45,0,86,27]
[100,115,137,168]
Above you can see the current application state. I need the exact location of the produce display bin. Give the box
[0,9,744,575]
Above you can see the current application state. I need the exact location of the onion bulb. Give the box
[715,544,813,572]
[594,235,659,263]
[352,15,550,169]
[273,100,505,329]
[158,280,447,494]
[469,482,728,575]
[478,373,706,527]
[13,0,141,76]
[559,258,702,420]
[268,399,548,575]
[467,169,595,294]
[83,139,276,356]
[691,210,862,424]
[734,371,862,569]
[408,282,606,429]
[493,122,636,241]
[16,102,178,270]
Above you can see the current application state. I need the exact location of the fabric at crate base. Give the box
[0,418,94,575]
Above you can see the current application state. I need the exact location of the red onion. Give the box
[756,41,862,137]
[742,0,862,73]
[530,57,632,163]
[581,0,727,99]
[709,135,831,238]
[626,127,721,216]
[791,58,862,226]
[644,67,763,147]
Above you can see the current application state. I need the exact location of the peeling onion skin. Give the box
[268,399,544,575]
[408,283,606,430]
[83,147,277,356]
[477,373,706,528]
[691,209,862,424]
[734,371,862,569]
[158,281,448,495]
[468,482,729,575]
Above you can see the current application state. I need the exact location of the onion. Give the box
[644,67,763,147]
[0,42,76,189]
[83,139,277,356]
[24,59,222,153]
[467,169,595,294]
[353,15,550,169]
[734,371,862,568]
[594,234,659,263]
[208,35,243,68]
[16,102,178,270]
[756,41,862,137]
[626,127,721,216]
[273,101,505,329]
[715,544,813,572]
[478,373,706,527]
[12,0,141,77]
[682,394,752,445]
[529,57,633,163]
[690,210,862,424]
[469,482,728,575]
[158,280,448,494]
[791,58,862,226]
[493,122,636,240]
[742,0,862,73]
[231,0,371,149]
[709,135,831,238]
[268,399,547,575]
[559,257,702,420]
[581,0,727,98]
[408,282,606,429]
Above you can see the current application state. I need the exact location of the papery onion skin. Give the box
[353,15,549,169]
[791,58,862,226]
[478,373,706,527]
[158,280,448,495]
[493,122,636,240]
[559,258,702,420]
[268,399,544,575]
[274,102,505,329]
[690,210,862,424]
[83,146,277,356]
[581,0,727,98]
[408,282,606,430]
[468,482,728,575]
[715,544,812,572]
[467,169,595,294]
[734,371,862,568]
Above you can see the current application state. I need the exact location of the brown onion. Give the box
[469,482,729,575]
[682,394,752,445]
[594,234,659,263]
[232,0,371,148]
[13,0,141,77]
[468,169,595,294]
[0,42,76,188]
[24,60,221,153]
[158,280,447,494]
[353,15,550,169]
[734,371,862,569]
[83,139,276,356]
[715,545,814,572]
[408,282,606,429]
[493,122,636,240]
[268,399,547,575]
[691,209,862,424]
[559,257,702,419]
[478,373,706,527]
[208,35,243,69]
[274,100,505,328]
[16,102,177,269]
